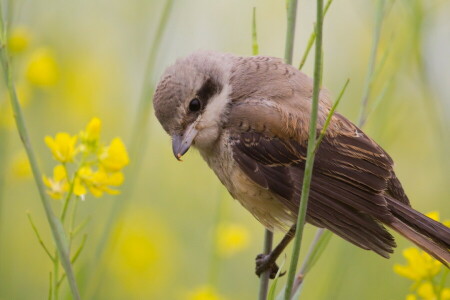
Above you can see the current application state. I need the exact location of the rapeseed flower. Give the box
[45,133,78,163]
[186,286,226,300]
[393,247,441,281]
[42,165,68,199]
[394,212,450,300]
[76,166,123,197]
[26,47,58,87]
[216,223,250,257]
[43,118,128,199]
[99,137,129,172]
[8,27,31,54]
[79,117,101,151]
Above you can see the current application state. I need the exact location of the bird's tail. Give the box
[386,197,450,266]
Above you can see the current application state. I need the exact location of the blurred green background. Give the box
[0,0,449,299]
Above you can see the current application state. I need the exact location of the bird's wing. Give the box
[228,109,400,256]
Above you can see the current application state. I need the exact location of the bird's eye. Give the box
[188,98,201,112]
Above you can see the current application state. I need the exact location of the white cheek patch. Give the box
[198,84,231,130]
[193,84,231,149]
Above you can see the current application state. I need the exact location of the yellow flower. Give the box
[406,295,417,300]
[45,133,78,163]
[26,47,58,87]
[8,27,31,54]
[109,211,176,298]
[426,211,440,222]
[186,286,225,300]
[79,117,102,151]
[99,138,129,172]
[76,166,123,197]
[414,281,450,300]
[216,223,250,257]
[394,247,441,281]
[9,151,31,179]
[42,165,68,199]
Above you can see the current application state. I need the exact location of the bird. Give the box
[152,51,450,278]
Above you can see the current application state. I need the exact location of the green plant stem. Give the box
[252,7,259,56]
[85,2,174,299]
[284,0,324,299]
[0,6,80,300]
[259,229,274,300]
[252,5,277,300]
[358,0,385,127]
[284,0,299,64]
[94,0,174,259]
[314,78,349,153]
[298,0,333,70]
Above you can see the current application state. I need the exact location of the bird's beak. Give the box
[172,121,199,161]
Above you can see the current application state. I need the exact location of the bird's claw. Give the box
[255,253,285,279]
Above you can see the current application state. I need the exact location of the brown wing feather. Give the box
[229,111,401,255]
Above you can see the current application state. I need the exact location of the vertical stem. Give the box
[284,0,324,299]
[0,5,80,300]
[358,0,385,127]
[259,1,299,299]
[284,0,299,64]
[258,229,273,300]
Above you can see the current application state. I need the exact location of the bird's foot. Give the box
[255,253,285,279]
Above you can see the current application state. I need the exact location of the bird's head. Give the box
[153,51,233,160]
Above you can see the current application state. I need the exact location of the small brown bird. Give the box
[153,51,450,277]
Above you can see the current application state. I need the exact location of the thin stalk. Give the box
[284,0,299,64]
[260,1,299,299]
[358,0,386,127]
[86,2,174,298]
[259,229,274,300]
[286,79,349,298]
[252,7,259,56]
[298,0,333,70]
[27,212,55,262]
[314,78,349,153]
[0,5,80,300]
[252,5,276,299]
[284,0,324,299]
[94,0,174,260]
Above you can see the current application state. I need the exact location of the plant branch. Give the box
[358,0,386,127]
[0,6,80,299]
[284,0,324,298]
[284,0,299,65]
[298,0,333,70]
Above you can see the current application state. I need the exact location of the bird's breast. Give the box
[198,132,296,232]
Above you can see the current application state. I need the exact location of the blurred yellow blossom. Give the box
[42,165,68,199]
[416,281,450,300]
[395,212,450,300]
[45,132,78,163]
[76,166,123,197]
[9,150,32,179]
[186,286,225,300]
[216,223,250,257]
[99,137,129,172]
[109,211,176,298]
[79,117,101,149]
[394,248,441,281]
[8,27,31,54]
[26,47,58,87]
